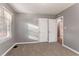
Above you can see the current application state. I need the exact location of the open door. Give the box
[57,16,64,45]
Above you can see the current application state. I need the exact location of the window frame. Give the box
[0,6,13,39]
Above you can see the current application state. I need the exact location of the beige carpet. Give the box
[6,42,79,56]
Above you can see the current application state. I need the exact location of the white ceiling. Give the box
[9,3,74,15]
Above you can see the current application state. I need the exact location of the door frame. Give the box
[56,16,64,46]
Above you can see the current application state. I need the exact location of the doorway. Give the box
[57,16,64,45]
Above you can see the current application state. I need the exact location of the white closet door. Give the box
[38,18,48,42]
[49,19,57,42]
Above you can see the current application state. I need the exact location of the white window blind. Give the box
[0,6,12,39]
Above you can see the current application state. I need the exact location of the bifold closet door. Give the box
[38,18,48,42]
[49,19,57,42]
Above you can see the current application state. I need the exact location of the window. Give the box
[0,6,12,39]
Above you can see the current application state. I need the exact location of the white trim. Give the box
[15,41,45,45]
[2,41,79,56]
[62,44,79,54]
[2,41,48,56]
[2,43,16,56]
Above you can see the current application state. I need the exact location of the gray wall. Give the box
[15,13,55,42]
[57,4,79,52]
[0,3,16,55]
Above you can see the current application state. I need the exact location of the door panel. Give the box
[38,18,48,42]
[49,19,57,42]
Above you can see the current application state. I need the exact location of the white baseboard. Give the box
[2,43,16,56]
[3,42,75,56]
[15,41,40,45]
[62,44,79,54]
[2,41,47,56]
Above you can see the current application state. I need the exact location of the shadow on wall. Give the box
[25,23,39,41]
